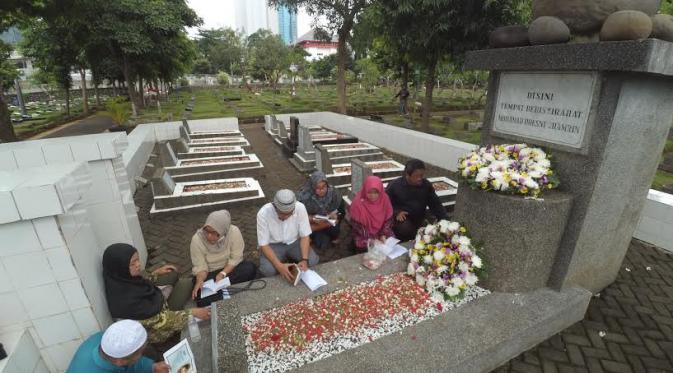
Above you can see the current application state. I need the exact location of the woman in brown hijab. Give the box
[190,210,257,306]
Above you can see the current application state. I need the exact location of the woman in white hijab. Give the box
[190,210,257,306]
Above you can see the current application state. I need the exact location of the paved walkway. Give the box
[135,122,673,372]
[30,114,115,139]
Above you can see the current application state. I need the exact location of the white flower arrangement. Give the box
[407,220,485,301]
[458,144,560,198]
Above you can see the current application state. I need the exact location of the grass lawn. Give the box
[133,85,486,124]
[15,84,673,193]
[12,103,99,138]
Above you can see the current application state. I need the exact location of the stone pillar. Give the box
[297,125,313,155]
[464,40,673,293]
[277,120,288,139]
[158,142,178,167]
[179,125,191,143]
[350,159,372,199]
[289,116,300,143]
[315,144,333,174]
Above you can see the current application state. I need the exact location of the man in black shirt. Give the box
[386,159,448,241]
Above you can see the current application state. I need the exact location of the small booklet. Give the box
[299,269,327,291]
[387,244,408,259]
[200,277,231,299]
[288,264,327,291]
[163,339,197,373]
[288,263,302,286]
[313,214,337,226]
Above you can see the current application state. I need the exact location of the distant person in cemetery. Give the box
[297,171,345,249]
[190,210,257,307]
[67,319,169,373]
[102,243,211,346]
[257,189,319,281]
[350,176,395,251]
[386,159,448,241]
[394,86,410,115]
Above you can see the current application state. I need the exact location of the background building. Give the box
[296,29,338,61]
[277,5,297,45]
[1,28,35,81]
[234,0,278,36]
[231,0,297,45]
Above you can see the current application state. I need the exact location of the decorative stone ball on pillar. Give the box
[490,0,670,48]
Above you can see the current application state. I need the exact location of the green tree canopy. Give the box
[246,29,290,90]
[379,0,528,130]
[270,0,374,114]
[195,27,244,75]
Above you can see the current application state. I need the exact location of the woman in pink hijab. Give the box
[349,176,395,251]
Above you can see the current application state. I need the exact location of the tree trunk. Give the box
[401,62,410,90]
[137,75,145,109]
[0,93,18,142]
[122,55,138,117]
[94,84,101,107]
[65,87,70,117]
[336,31,349,114]
[80,68,89,115]
[421,59,437,132]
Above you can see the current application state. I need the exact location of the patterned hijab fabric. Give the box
[298,171,340,215]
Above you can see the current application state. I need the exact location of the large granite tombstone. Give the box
[289,125,318,172]
[314,144,333,174]
[277,120,288,140]
[283,116,301,156]
[297,125,313,156]
[289,116,300,144]
[462,40,673,293]
[158,142,179,167]
[350,159,372,199]
[179,125,191,143]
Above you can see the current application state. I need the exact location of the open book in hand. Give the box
[200,277,231,299]
[373,237,408,259]
[313,214,337,226]
[163,339,197,373]
[289,264,327,291]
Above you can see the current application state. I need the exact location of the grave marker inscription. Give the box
[493,72,597,151]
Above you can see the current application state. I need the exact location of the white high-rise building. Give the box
[234,0,279,36]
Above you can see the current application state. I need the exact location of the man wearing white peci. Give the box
[257,189,319,282]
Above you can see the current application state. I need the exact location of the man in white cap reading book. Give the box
[257,189,319,281]
[67,319,169,372]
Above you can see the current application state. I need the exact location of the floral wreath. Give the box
[408,220,484,301]
[458,143,560,198]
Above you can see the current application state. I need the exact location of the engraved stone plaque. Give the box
[493,72,597,149]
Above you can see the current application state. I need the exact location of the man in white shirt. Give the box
[257,189,319,281]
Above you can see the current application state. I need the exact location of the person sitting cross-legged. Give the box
[386,159,448,241]
[350,175,395,252]
[297,171,345,249]
[67,319,169,373]
[102,244,211,347]
[257,189,319,282]
[190,209,257,307]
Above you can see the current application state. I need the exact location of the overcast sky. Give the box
[186,0,316,38]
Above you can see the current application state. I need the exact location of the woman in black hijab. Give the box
[103,243,210,344]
